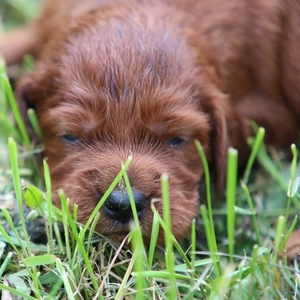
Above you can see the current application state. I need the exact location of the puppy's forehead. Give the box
[57,82,201,132]
[57,59,202,134]
[56,5,200,106]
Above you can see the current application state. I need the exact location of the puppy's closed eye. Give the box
[166,136,187,148]
[61,134,83,145]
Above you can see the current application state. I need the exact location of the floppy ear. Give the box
[200,89,250,196]
[187,31,251,194]
[16,73,45,145]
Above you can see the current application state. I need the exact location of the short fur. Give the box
[1,0,300,248]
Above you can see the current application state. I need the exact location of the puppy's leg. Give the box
[0,23,38,65]
[281,0,300,116]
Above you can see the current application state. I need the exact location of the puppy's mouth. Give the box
[99,223,137,242]
[98,218,138,236]
[97,210,153,242]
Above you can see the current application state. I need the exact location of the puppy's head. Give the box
[16,6,248,243]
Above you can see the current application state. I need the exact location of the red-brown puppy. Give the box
[1,0,300,245]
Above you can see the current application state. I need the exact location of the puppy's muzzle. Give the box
[104,190,148,223]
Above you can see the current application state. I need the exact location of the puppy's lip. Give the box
[106,227,130,235]
[100,218,145,237]
[102,230,131,241]
[100,221,131,235]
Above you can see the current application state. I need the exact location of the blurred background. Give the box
[0,0,42,30]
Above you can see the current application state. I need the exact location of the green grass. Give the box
[0,0,41,30]
[1,2,300,299]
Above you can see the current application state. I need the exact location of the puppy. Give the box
[1,0,300,246]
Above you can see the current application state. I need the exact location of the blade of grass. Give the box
[280,215,298,254]
[4,76,31,146]
[23,254,57,267]
[0,283,37,300]
[200,205,220,276]
[226,148,238,263]
[8,137,32,255]
[86,212,100,254]
[27,108,41,138]
[0,252,13,277]
[190,219,196,268]
[130,223,148,299]
[148,205,159,267]
[257,146,287,190]
[243,127,265,184]
[240,181,263,246]
[273,215,286,263]
[161,173,177,299]
[286,144,299,217]
[59,192,72,261]
[195,140,221,276]
[123,167,143,245]
[43,159,54,255]
[0,208,24,253]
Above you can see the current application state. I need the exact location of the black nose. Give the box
[104,190,147,223]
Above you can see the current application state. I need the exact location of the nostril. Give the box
[133,192,148,214]
[104,190,147,223]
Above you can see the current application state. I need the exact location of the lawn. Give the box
[0,1,300,299]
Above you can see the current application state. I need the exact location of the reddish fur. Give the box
[1,0,300,247]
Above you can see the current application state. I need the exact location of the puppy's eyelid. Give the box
[166,136,187,148]
[61,133,83,145]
